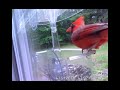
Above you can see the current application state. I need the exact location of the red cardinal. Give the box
[66,16,108,56]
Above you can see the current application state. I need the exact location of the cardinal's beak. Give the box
[66,27,72,33]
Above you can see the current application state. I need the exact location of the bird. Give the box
[66,16,108,56]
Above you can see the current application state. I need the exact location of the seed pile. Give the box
[45,64,92,81]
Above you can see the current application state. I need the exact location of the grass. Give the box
[60,43,81,58]
[60,43,108,81]
[60,43,79,49]
[91,43,108,81]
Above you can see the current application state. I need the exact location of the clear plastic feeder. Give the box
[12,9,94,81]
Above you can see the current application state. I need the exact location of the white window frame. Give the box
[12,11,33,81]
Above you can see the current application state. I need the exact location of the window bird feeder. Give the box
[12,9,94,81]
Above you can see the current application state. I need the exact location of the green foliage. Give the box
[27,25,52,51]
[27,9,108,51]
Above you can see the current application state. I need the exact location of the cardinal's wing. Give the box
[78,23,108,38]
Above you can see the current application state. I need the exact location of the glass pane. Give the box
[13,9,108,81]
